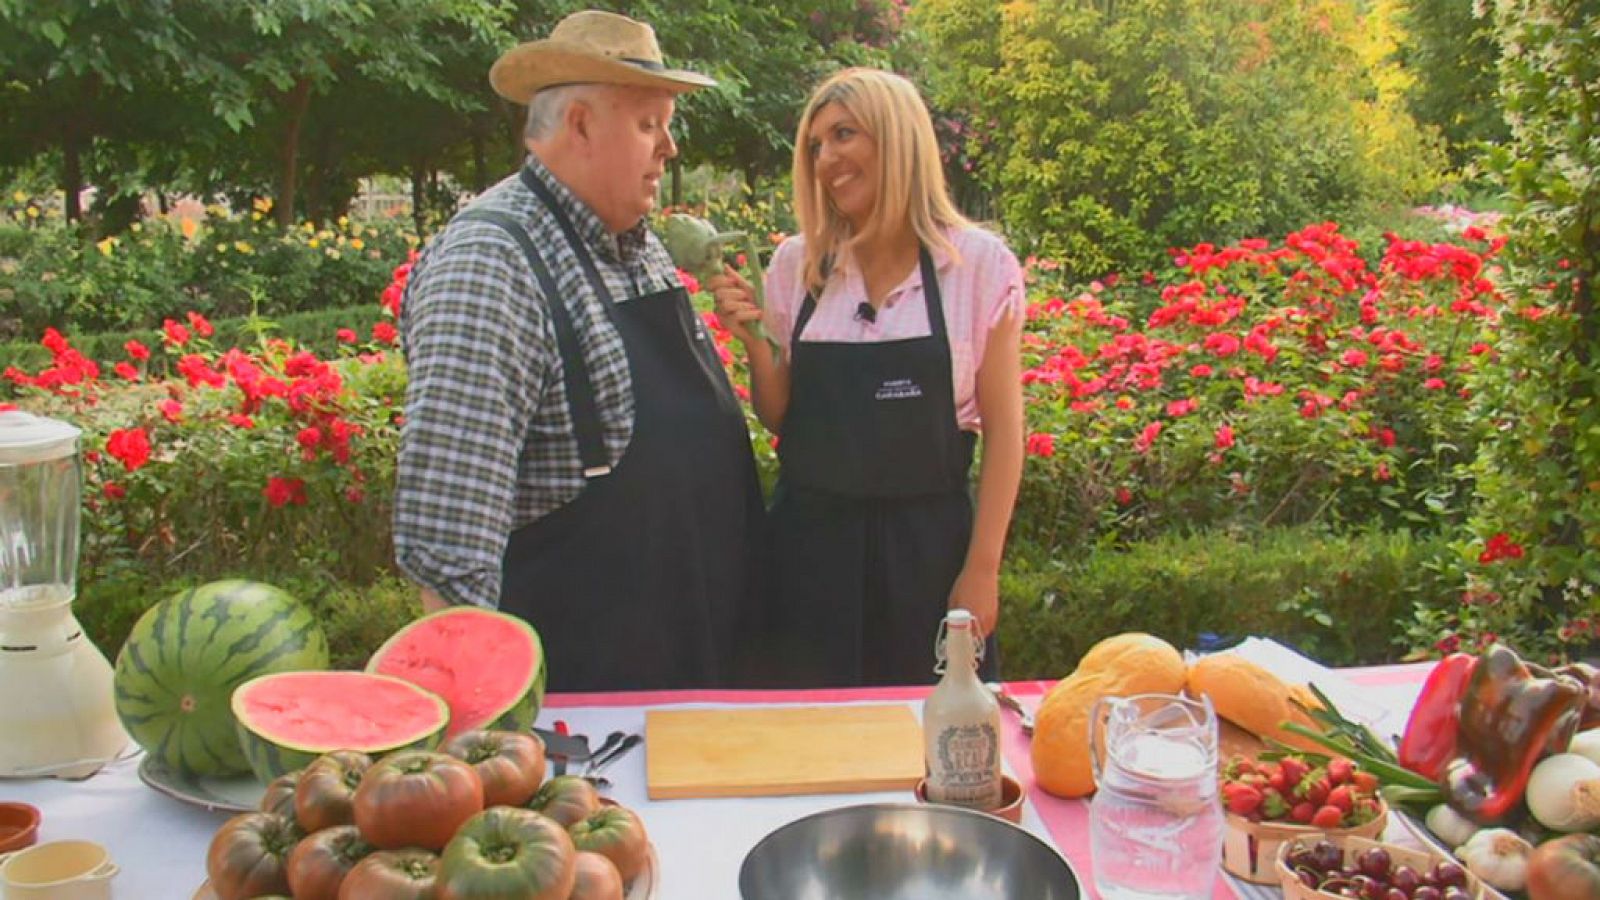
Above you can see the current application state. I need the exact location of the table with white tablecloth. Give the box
[3,639,1433,899]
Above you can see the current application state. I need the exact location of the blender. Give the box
[0,410,129,779]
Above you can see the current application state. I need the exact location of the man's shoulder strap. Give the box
[455,209,612,479]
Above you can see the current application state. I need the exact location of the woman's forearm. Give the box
[747,338,791,433]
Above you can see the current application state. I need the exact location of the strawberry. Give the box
[1279,756,1309,789]
[1290,801,1315,824]
[1326,757,1354,785]
[1268,768,1288,793]
[1351,771,1380,793]
[1326,784,1354,814]
[1222,782,1263,816]
[1311,804,1345,829]
[1297,774,1331,806]
[1261,788,1290,820]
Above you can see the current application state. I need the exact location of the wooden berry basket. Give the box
[1221,802,1388,884]
[1274,834,1486,900]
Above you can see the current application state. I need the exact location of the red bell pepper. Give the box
[1443,643,1587,824]
[1397,652,1478,781]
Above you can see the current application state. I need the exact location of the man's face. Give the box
[582,86,678,233]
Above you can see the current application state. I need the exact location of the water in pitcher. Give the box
[1089,695,1223,900]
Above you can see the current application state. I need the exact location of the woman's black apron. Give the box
[765,247,996,687]
[459,170,764,692]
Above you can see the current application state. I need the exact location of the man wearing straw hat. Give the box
[393,11,765,691]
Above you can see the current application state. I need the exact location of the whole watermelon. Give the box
[114,580,329,776]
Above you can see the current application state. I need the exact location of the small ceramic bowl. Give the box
[0,802,41,853]
[914,775,1026,824]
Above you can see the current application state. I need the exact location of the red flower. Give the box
[336,328,358,343]
[124,339,150,361]
[371,321,398,345]
[1025,432,1056,457]
[1134,421,1163,453]
[1190,364,1214,378]
[101,482,126,500]
[1424,377,1446,390]
[1215,424,1235,450]
[105,428,152,472]
[226,414,255,429]
[113,362,140,382]
[162,319,191,347]
[1115,487,1133,505]
[1166,398,1198,418]
[263,476,308,508]
[186,311,215,338]
[677,268,701,295]
[159,399,183,423]
[1340,349,1369,368]
[1478,532,1525,564]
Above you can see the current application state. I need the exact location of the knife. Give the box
[532,725,591,773]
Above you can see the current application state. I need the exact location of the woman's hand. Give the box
[948,564,1000,637]
[709,264,764,347]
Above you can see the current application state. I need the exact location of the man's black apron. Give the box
[460,170,764,692]
[765,247,997,687]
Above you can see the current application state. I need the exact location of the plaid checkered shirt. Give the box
[393,155,692,609]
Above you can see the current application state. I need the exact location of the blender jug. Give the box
[0,410,130,779]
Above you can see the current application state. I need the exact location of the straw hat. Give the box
[490,10,716,104]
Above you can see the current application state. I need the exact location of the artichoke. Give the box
[661,213,780,354]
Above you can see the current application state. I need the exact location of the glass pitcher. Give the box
[1088,693,1223,900]
[0,410,81,608]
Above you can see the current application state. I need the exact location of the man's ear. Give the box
[564,96,592,145]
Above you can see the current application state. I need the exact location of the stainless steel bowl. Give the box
[738,803,1082,900]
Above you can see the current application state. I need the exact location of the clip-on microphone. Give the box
[854,301,877,324]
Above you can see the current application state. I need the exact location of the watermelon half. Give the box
[114,580,330,777]
[233,670,450,782]
[367,606,546,741]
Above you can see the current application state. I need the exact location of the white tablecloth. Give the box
[4,696,1059,899]
[3,638,1431,899]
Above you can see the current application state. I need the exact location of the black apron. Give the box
[765,248,997,687]
[460,171,765,692]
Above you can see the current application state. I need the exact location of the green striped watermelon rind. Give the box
[113,580,330,778]
[366,606,547,738]
[232,671,451,783]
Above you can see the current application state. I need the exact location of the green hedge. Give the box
[997,526,1455,679]
[74,525,1451,678]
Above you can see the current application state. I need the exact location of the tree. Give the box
[1395,0,1508,170]
[0,0,199,222]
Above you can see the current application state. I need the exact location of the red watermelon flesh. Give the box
[232,671,450,781]
[367,607,547,741]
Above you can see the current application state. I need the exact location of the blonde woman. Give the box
[711,68,1024,686]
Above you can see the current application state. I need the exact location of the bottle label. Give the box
[929,722,1001,806]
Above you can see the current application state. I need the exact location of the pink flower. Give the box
[1166,398,1198,418]
[1134,421,1163,453]
[1424,377,1446,390]
[336,328,358,343]
[1215,424,1235,450]
[159,399,183,423]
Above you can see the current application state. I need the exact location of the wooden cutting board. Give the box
[644,704,924,800]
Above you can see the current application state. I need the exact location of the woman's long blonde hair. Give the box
[792,68,969,294]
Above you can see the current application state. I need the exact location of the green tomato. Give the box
[569,805,650,883]
[437,807,576,900]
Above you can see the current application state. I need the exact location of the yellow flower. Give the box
[302,221,316,234]
[11,190,25,203]
[337,215,349,228]
[216,242,228,253]
[253,196,273,214]
[96,238,116,257]
[308,238,319,248]
[349,238,364,250]
[130,223,142,233]
[26,206,39,219]
[251,212,262,221]
[234,240,253,254]
[326,249,342,260]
